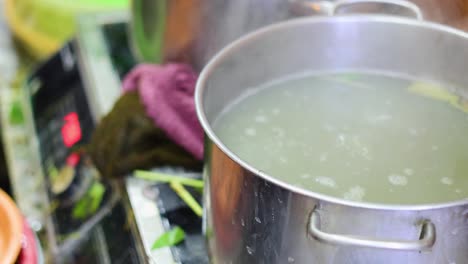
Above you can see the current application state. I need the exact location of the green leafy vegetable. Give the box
[9,100,24,125]
[152,226,186,250]
[134,170,204,189]
[72,182,105,220]
[408,82,468,113]
[170,182,203,217]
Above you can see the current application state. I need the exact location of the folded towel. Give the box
[122,63,204,160]
[87,91,202,179]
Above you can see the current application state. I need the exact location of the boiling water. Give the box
[213,72,468,204]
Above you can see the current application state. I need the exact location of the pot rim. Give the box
[195,15,468,211]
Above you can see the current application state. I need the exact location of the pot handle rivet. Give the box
[308,208,436,251]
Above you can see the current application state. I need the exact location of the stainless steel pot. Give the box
[196,1,468,263]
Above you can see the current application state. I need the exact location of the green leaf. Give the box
[72,197,89,220]
[9,100,24,125]
[152,226,186,250]
[88,182,106,214]
[134,170,204,189]
[72,182,105,220]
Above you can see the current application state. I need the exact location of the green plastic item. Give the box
[9,0,129,59]
[130,0,166,63]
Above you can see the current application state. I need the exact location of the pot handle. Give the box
[332,0,423,20]
[308,208,436,250]
[289,0,423,20]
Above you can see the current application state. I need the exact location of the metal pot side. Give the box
[197,16,468,263]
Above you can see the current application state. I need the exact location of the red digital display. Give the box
[61,112,82,147]
[66,153,80,167]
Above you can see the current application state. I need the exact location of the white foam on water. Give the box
[255,115,268,123]
[367,114,393,124]
[403,168,414,176]
[343,186,365,201]
[315,176,337,188]
[245,128,256,136]
[441,177,454,185]
[319,153,328,162]
[388,174,408,186]
[408,128,418,136]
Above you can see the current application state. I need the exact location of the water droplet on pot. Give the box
[255,217,262,224]
[246,246,255,255]
[288,257,295,263]
[241,219,245,227]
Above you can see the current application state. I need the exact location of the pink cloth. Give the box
[122,63,204,160]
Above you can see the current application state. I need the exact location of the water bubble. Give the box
[455,189,462,193]
[367,114,392,123]
[301,174,311,179]
[319,153,328,162]
[315,176,337,188]
[255,115,268,123]
[272,108,280,115]
[441,177,454,185]
[343,186,365,201]
[431,145,439,151]
[337,133,346,145]
[245,128,256,136]
[403,168,414,176]
[388,174,408,186]
[408,128,418,136]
